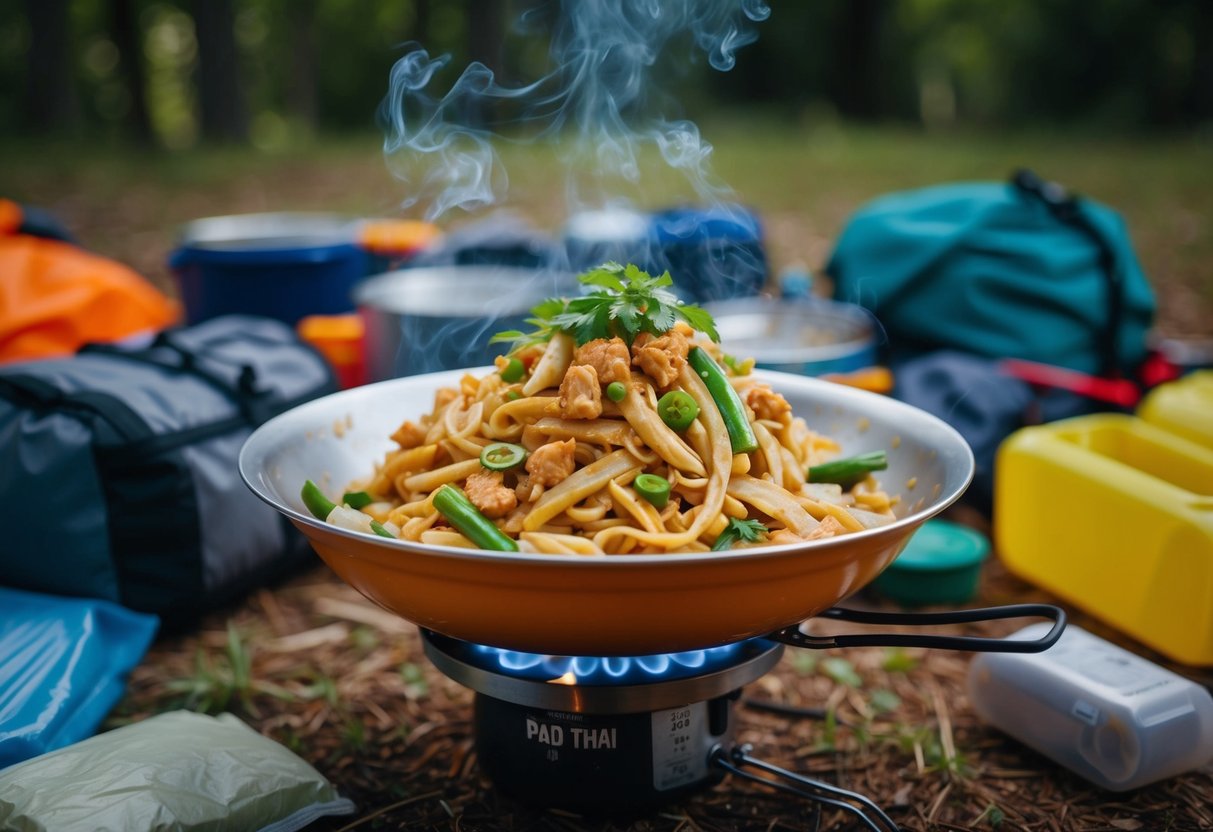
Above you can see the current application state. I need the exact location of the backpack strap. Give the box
[1011,169,1125,379]
[80,332,276,426]
[0,372,153,444]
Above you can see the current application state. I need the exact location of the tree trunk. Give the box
[414,0,432,46]
[191,0,248,142]
[23,0,77,133]
[109,0,155,144]
[463,0,506,127]
[286,0,318,131]
[832,0,888,120]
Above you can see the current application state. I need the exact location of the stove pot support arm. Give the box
[768,603,1066,653]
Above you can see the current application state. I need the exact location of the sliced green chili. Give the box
[500,356,525,383]
[633,473,672,509]
[605,381,627,402]
[480,442,528,471]
[432,484,519,552]
[342,490,374,510]
[808,451,888,490]
[301,479,337,520]
[688,347,759,454]
[369,520,396,539]
[657,390,699,431]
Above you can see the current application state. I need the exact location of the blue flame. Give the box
[472,642,749,685]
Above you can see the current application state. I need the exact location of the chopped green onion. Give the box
[657,390,700,431]
[505,390,521,401]
[342,490,373,510]
[633,473,672,509]
[605,381,627,402]
[480,442,528,471]
[301,479,337,520]
[369,520,395,539]
[432,484,519,552]
[808,451,888,489]
[688,347,759,454]
[500,357,525,383]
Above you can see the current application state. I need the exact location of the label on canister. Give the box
[651,702,708,791]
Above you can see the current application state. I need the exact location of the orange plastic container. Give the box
[297,314,366,389]
[995,414,1213,665]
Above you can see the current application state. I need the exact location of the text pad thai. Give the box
[301,263,894,554]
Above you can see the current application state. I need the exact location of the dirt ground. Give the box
[112,505,1213,832]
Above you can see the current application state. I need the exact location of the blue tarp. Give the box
[0,587,158,768]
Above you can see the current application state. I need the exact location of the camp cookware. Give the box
[355,266,575,380]
[170,212,368,326]
[240,367,1059,656]
[706,296,878,377]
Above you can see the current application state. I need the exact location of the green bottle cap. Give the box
[871,519,989,606]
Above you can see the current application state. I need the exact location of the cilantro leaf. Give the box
[711,517,768,551]
[489,262,720,349]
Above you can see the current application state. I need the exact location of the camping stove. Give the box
[421,629,902,830]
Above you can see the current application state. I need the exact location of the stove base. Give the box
[473,691,739,812]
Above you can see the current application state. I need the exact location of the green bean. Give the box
[808,451,888,489]
[432,484,520,552]
[301,479,337,520]
[688,347,759,454]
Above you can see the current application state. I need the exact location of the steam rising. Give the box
[381,0,770,221]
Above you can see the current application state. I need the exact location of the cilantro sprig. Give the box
[491,262,719,351]
[711,518,768,551]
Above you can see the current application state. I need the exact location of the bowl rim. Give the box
[239,366,974,567]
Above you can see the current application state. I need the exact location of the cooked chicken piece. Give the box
[766,528,804,547]
[806,515,846,540]
[390,419,427,449]
[746,384,792,423]
[464,470,518,519]
[558,364,603,420]
[766,514,845,546]
[525,438,577,488]
[574,337,631,384]
[631,328,690,388]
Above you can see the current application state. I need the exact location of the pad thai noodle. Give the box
[301,263,895,554]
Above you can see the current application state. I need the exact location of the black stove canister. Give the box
[474,691,740,811]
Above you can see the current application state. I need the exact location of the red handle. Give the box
[998,358,1141,407]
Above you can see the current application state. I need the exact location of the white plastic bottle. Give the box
[967,623,1213,791]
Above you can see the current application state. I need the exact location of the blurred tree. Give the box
[4,0,1211,145]
[285,0,318,129]
[463,0,506,127]
[830,0,890,120]
[192,0,248,141]
[23,0,77,133]
[108,0,154,144]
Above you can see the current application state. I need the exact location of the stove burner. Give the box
[422,630,783,713]
[471,642,750,685]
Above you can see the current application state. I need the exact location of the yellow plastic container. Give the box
[1138,370,1213,451]
[995,414,1213,666]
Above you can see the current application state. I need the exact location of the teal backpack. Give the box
[827,170,1156,379]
